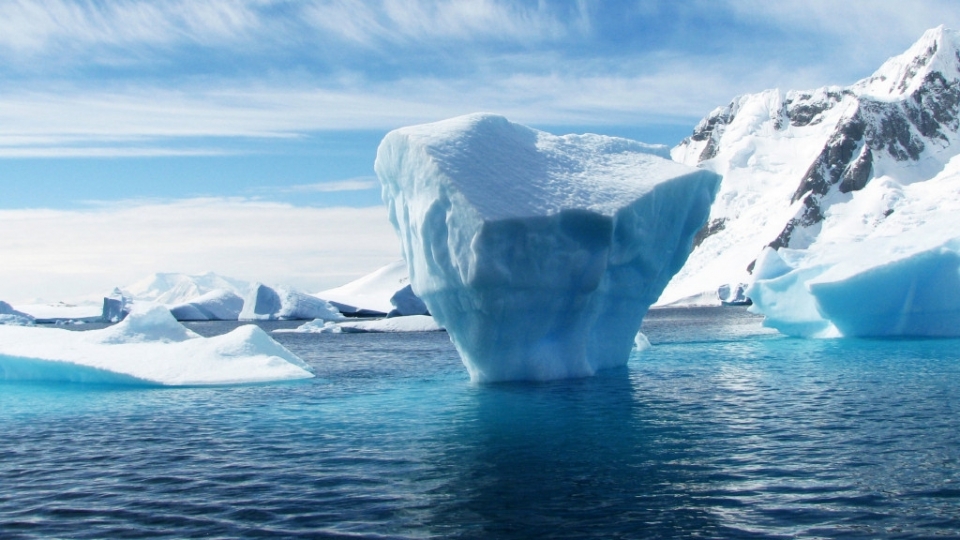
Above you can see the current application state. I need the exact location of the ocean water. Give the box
[2,308,959,539]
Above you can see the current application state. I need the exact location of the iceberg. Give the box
[0,301,35,326]
[388,284,429,318]
[0,305,313,385]
[376,113,720,381]
[101,287,130,323]
[239,283,345,321]
[169,288,244,321]
[317,260,413,317]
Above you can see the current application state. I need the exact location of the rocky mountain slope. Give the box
[659,26,960,305]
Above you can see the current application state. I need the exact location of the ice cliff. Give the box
[376,113,719,381]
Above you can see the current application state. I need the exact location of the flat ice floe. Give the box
[0,305,314,385]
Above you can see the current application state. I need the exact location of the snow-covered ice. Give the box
[748,155,960,337]
[124,272,253,305]
[317,260,412,316]
[170,289,244,321]
[388,284,429,317]
[279,315,443,334]
[240,283,345,321]
[661,27,960,307]
[376,113,719,382]
[0,305,313,385]
[0,301,35,326]
[15,302,103,322]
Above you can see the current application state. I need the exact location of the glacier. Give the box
[748,156,960,337]
[661,26,960,309]
[0,305,313,385]
[376,113,719,382]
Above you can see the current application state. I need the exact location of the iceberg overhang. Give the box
[376,114,720,382]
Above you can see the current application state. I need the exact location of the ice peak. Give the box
[858,25,960,99]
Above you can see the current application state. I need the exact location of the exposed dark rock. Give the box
[692,218,727,248]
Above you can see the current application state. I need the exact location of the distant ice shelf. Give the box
[376,113,719,382]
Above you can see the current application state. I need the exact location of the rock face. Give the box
[661,26,960,305]
[376,113,719,382]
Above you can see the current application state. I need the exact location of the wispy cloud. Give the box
[0,198,400,303]
[284,178,380,193]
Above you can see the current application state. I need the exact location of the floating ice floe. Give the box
[278,315,443,334]
[376,113,719,381]
[0,305,314,385]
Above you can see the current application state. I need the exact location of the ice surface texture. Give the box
[376,114,719,382]
[0,305,313,385]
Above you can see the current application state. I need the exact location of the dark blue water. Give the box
[2,308,959,538]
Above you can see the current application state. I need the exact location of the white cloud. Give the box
[0,198,400,303]
[284,178,380,193]
[0,0,260,53]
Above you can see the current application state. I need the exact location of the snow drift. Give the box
[376,113,719,382]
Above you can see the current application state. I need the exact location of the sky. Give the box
[3,0,960,303]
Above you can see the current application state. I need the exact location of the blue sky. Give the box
[2,0,960,301]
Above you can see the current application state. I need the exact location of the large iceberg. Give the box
[239,283,345,321]
[376,113,719,381]
[0,305,313,385]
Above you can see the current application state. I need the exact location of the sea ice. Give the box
[0,305,313,385]
[240,283,345,321]
[376,113,719,381]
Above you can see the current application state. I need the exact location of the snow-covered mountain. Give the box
[123,272,254,305]
[659,26,960,305]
